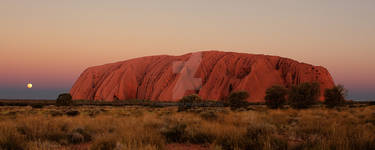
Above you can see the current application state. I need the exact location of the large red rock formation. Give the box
[70,51,335,102]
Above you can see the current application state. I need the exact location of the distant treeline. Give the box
[0,99,55,106]
[0,99,374,107]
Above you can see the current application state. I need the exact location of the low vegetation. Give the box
[56,93,73,106]
[288,82,320,109]
[227,91,249,110]
[265,85,288,109]
[1,104,374,150]
[0,82,372,149]
[178,94,202,111]
[324,85,347,108]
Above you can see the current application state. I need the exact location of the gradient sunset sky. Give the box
[1,0,374,100]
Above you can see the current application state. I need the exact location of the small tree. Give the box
[178,94,202,111]
[265,85,287,109]
[288,82,320,109]
[227,91,249,110]
[56,93,73,106]
[324,85,347,108]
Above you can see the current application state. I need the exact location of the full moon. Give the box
[27,83,32,88]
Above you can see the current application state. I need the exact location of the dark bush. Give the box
[46,132,69,145]
[161,123,187,143]
[216,125,277,150]
[243,125,272,150]
[72,128,92,142]
[68,132,84,144]
[31,104,43,109]
[56,93,73,106]
[67,128,92,144]
[0,131,27,150]
[66,110,80,117]
[265,85,287,109]
[188,131,215,144]
[324,85,347,108]
[178,94,202,111]
[270,137,288,150]
[288,82,320,109]
[50,110,64,117]
[200,111,218,121]
[227,91,249,110]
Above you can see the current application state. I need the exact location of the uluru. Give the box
[70,51,335,102]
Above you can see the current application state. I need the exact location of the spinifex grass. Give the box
[0,105,374,150]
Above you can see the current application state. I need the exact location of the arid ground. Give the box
[0,102,374,150]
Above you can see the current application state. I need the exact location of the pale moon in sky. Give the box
[27,83,33,88]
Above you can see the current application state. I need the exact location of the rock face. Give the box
[70,51,335,102]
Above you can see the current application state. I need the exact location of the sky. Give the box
[0,0,374,100]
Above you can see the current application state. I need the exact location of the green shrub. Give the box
[56,93,73,106]
[324,85,347,108]
[288,82,320,109]
[265,85,287,109]
[227,91,249,110]
[178,94,202,111]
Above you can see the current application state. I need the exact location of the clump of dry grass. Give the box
[0,123,27,150]
[0,105,374,150]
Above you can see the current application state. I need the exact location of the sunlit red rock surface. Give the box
[70,51,335,102]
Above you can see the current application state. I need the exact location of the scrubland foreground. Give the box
[0,105,374,150]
